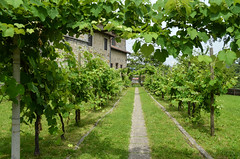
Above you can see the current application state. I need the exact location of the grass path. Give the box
[144,89,240,158]
[0,88,133,159]
[138,87,202,159]
[71,87,135,159]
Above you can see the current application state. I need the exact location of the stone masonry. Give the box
[64,31,128,69]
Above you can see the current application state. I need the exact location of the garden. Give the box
[1,0,240,158]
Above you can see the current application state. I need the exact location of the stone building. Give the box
[64,31,128,69]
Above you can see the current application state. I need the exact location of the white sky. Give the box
[126,0,223,66]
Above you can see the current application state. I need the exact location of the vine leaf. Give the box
[14,23,25,28]
[198,55,212,64]
[187,28,198,40]
[198,32,209,42]
[182,45,192,55]
[234,0,240,5]
[226,27,234,33]
[5,0,23,8]
[236,39,240,47]
[156,36,165,47]
[26,29,34,34]
[231,5,240,14]
[142,32,157,43]
[140,44,154,57]
[218,50,237,65]
[209,0,223,5]
[132,41,141,53]
[47,7,59,19]
[31,6,48,21]
[154,49,168,62]
[135,0,142,6]
[3,27,14,37]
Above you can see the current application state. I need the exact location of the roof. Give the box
[95,24,116,37]
[111,45,130,54]
[64,35,88,44]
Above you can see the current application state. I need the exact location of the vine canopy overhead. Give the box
[1,0,240,64]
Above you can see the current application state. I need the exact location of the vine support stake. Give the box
[210,47,215,136]
[11,35,21,159]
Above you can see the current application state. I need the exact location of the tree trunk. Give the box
[188,101,191,116]
[178,100,182,111]
[192,103,195,117]
[75,109,80,126]
[210,93,214,136]
[161,92,164,99]
[58,113,65,140]
[139,73,142,86]
[11,36,21,159]
[210,47,215,136]
[34,114,41,156]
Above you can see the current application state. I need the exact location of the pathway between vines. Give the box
[128,88,151,159]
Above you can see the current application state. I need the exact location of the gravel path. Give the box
[128,88,151,159]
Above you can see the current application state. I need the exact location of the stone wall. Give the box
[65,32,127,68]
[111,49,127,69]
[115,39,126,51]
[91,32,110,62]
[64,36,88,64]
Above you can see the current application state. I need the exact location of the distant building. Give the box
[64,29,128,69]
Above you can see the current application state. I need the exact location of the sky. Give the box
[126,0,224,66]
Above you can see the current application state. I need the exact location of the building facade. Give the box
[64,31,128,69]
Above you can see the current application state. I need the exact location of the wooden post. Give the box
[188,101,191,116]
[192,103,196,117]
[11,36,21,159]
[187,61,191,117]
[210,47,215,136]
[34,114,41,156]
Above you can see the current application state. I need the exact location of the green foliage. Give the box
[218,50,237,65]
[140,44,154,57]
[144,55,237,125]
[139,88,202,159]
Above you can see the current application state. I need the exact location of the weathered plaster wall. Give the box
[114,39,126,51]
[111,49,127,68]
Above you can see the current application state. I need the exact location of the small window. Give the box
[88,34,92,46]
[112,37,116,46]
[120,65,123,68]
[104,38,108,50]
[116,63,118,69]
[111,63,113,68]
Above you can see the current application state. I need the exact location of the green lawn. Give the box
[0,88,132,159]
[147,90,240,159]
[71,87,134,159]
[1,87,239,159]
[138,88,202,159]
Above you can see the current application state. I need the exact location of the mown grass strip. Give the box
[70,87,135,159]
[0,89,131,159]
[157,94,240,158]
[146,89,212,159]
[66,88,129,159]
[138,87,202,159]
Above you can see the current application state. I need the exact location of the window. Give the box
[104,38,108,50]
[88,34,92,46]
[111,63,113,68]
[112,37,116,46]
[120,65,123,68]
[116,63,118,69]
